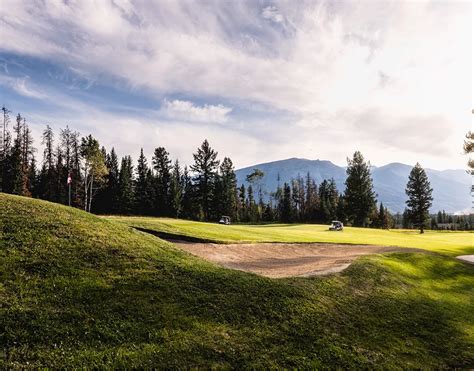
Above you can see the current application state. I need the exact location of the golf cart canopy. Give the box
[329,220,343,231]
[219,216,231,225]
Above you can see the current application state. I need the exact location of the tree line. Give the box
[0,106,447,233]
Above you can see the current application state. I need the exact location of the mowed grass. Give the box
[2,193,474,368]
[107,216,474,256]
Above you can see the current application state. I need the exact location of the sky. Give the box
[0,0,472,170]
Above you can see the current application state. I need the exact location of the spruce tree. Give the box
[305,173,319,222]
[39,125,56,201]
[169,159,183,217]
[247,184,256,222]
[190,139,219,221]
[291,176,305,222]
[20,118,34,196]
[135,148,153,215]
[103,148,120,213]
[10,114,24,195]
[219,157,238,220]
[280,183,292,223]
[28,157,38,197]
[118,156,134,214]
[69,130,82,208]
[377,202,390,229]
[55,146,67,203]
[238,184,246,222]
[405,163,433,233]
[60,126,73,173]
[336,195,346,223]
[318,180,332,222]
[326,178,339,221]
[152,146,172,216]
[180,166,194,219]
[344,151,377,227]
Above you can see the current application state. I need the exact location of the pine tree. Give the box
[169,159,183,218]
[28,157,38,197]
[10,114,24,195]
[39,125,56,201]
[344,151,377,227]
[55,145,67,203]
[247,184,257,223]
[291,176,305,222]
[262,201,274,222]
[60,126,73,172]
[135,148,154,215]
[305,173,319,222]
[181,166,194,219]
[280,183,292,223]
[405,163,433,233]
[69,130,83,208]
[60,126,75,206]
[402,208,411,229]
[336,195,346,224]
[190,139,219,221]
[326,178,339,221]
[118,156,134,214]
[238,184,246,222]
[152,146,172,216]
[318,180,332,223]
[20,118,34,196]
[218,157,238,220]
[377,202,390,229]
[98,147,120,213]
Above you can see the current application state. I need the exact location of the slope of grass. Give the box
[107,216,474,256]
[1,193,473,368]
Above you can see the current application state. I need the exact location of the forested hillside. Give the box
[236,158,471,213]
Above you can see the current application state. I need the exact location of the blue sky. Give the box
[0,0,471,170]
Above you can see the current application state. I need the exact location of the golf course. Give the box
[2,193,473,368]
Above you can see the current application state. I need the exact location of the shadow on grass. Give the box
[4,248,473,368]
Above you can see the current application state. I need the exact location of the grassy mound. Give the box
[1,193,473,368]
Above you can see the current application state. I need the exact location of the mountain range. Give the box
[235,158,472,214]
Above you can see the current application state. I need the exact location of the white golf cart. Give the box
[329,220,343,231]
[219,216,231,225]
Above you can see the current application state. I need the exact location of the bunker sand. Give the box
[173,241,421,278]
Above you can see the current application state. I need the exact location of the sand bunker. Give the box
[173,241,418,278]
[457,255,474,264]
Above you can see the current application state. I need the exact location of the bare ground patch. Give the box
[172,241,421,278]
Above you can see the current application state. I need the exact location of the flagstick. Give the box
[68,174,72,207]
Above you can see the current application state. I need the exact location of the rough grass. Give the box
[107,216,474,256]
[1,193,474,368]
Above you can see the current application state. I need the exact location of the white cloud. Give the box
[162,99,232,123]
[0,75,46,99]
[261,6,284,23]
[0,0,471,169]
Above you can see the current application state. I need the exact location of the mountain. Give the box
[235,158,472,213]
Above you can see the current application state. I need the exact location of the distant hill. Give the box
[236,158,472,213]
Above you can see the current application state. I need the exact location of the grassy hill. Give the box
[1,193,473,368]
[107,216,474,256]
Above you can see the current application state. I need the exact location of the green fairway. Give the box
[107,216,474,256]
[2,193,474,368]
